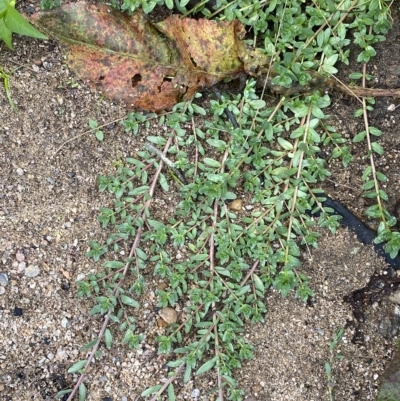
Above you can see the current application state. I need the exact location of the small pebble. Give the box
[121,397,127,401]
[0,287,5,295]
[0,272,9,286]
[159,307,178,324]
[389,290,400,305]
[16,168,24,176]
[14,307,23,316]
[16,251,25,262]
[191,389,200,398]
[25,265,40,278]
[61,317,69,328]
[76,273,85,281]
[18,262,26,272]
[228,199,242,211]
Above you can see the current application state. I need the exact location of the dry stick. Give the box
[149,362,186,401]
[214,312,224,401]
[51,116,127,159]
[65,137,173,401]
[361,60,386,223]
[144,141,186,184]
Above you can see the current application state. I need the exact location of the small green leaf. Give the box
[196,356,217,375]
[55,389,73,398]
[352,131,366,142]
[203,158,221,168]
[147,136,167,146]
[68,360,87,373]
[88,119,98,129]
[167,383,176,401]
[371,141,384,155]
[95,130,104,141]
[252,273,265,292]
[103,260,125,269]
[80,339,97,351]
[104,328,113,349]
[141,385,162,397]
[79,383,87,401]
[120,294,139,308]
[278,137,293,150]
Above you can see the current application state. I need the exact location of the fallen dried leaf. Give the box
[31,2,269,111]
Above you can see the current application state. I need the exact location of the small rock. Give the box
[18,262,26,272]
[157,317,169,328]
[0,272,9,286]
[16,168,24,176]
[228,199,242,211]
[0,287,5,295]
[25,265,40,278]
[61,318,69,328]
[389,290,400,304]
[191,389,200,398]
[14,307,23,316]
[159,307,178,324]
[16,251,25,262]
[76,273,86,281]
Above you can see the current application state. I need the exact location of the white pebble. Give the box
[18,262,26,272]
[25,265,40,278]
[16,168,24,176]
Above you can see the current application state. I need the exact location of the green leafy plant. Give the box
[40,0,61,11]
[0,63,16,110]
[88,119,104,141]
[49,0,399,400]
[0,0,47,49]
[325,328,345,401]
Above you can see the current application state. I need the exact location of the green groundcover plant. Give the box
[49,0,399,400]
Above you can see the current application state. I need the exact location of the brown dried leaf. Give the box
[31,2,269,111]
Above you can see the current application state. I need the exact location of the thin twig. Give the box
[149,362,186,401]
[145,141,187,185]
[51,116,127,159]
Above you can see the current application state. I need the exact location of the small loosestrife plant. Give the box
[58,0,399,400]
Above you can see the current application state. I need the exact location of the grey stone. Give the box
[0,272,9,286]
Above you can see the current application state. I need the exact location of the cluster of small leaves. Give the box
[63,0,398,400]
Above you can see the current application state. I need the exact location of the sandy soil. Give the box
[1,2,400,401]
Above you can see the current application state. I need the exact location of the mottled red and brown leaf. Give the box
[31,2,269,111]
